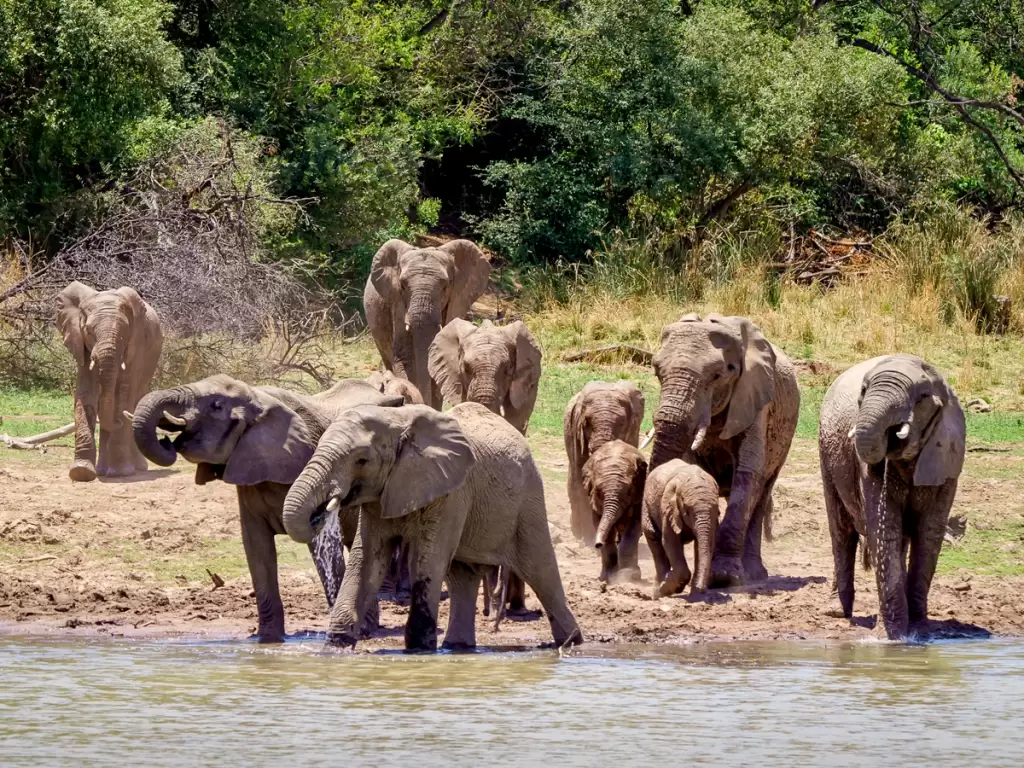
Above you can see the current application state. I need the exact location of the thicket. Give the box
[3,0,1024,388]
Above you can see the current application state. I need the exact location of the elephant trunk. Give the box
[90,313,128,431]
[408,299,442,409]
[651,374,707,470]
[854,373,911,466]
[466,368,502,414]
[132,388,194,466]
[283,439,349,544]
[595,496,621,548]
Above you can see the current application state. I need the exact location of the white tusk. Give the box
[847,426,856,439]
[639,428,655,450]
[122,410,134,422]
[89,359,95,371]
[326,497,340,513]
[120,362,126,371]
[163,411,187,426]
[404,322,411,333]
[896,422,911,440]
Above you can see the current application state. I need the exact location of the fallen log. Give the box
[1,422,75,450]
[561,345,653,365]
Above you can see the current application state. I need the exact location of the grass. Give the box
[937,522,1024,576]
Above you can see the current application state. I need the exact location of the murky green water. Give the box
[1,635,1022,766]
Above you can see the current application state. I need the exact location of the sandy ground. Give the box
[2,435,1023,648]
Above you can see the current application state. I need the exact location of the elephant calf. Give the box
[581,440,647,582]
[564,381,645,545]
[282,402,582,652]
[365,370,424,405]
[643,459,720,596]
[819,354,965,640]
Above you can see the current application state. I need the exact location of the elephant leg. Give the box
[102,424,136,477]
[742,485,774,584]
[658,530,691,597]
[568,472,597,546]
[864,472,910,640]
[239,511,285,643]
[711,436,767,587]
[69,397,97,482]
[616,518,642,582]
[514,521,582,647]
[505,572,527,612]
[823,474,858,619]
[404,536,451,652]
[441,561,481,650]
[907,482,957,626]
[328,521,395,647]
[646,527,671,585]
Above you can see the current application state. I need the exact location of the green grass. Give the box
[937,522,1024,576]
[0,387,73,437]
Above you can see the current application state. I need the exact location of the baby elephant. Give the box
[643,459,720,596]
[582,440,647,582]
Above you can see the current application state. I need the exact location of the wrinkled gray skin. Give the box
[132,375,402,642]
[363,239,490,409]
[429,318,542,435]
[643,459,720,596]
[365,370,424,405]
[564,381,645,545]
[649,314,798,588]
[581,440,646,582]
[282,403,582,652]
[819,355,965,640]
[58,281,162,481]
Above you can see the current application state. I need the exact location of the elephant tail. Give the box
[762,503,774,543]
[493,567,510,632]
[860,535,872,570]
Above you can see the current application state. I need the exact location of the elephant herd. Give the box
[53,238,967,647]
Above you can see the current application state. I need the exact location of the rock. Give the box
[966,398,993,414]
[548,522,563,545]
[953,582,972,593]
[42,529,63,545]
[140,529,153,541]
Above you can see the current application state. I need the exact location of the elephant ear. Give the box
[57,281,96,369]
[441,239,490,323]
[914,391,966,486]
[428,318,476,406]
[222,394,315,486]
[580,453,597,499]
[615,381,645,445]
[564,391,588,472]
[369,239,415,305]
[721,317,777,440]
[506,321,542,410]
[115,286,147,326]
[381,407,476,519]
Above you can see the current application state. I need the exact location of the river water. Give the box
[1,635,1022,766]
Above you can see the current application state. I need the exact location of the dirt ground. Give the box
[2,434,1023,648]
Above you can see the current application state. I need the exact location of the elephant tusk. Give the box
[847,426,856,439]
[404,322,411,333]
[163,411,187,427]
[326,497,340,513]
[639,428,655,451]
[89,359,95,371]
[122,410,134,422]
[120,362,126,371]
[896,422,911,440]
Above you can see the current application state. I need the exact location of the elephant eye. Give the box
[355,457,368,466]
[727,363,736,372]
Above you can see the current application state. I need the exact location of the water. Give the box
[2,635,1023,766]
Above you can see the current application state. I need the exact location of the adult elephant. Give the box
[428,318,542,434]
[363,238,491,409]
[131,375,403,642]
[819,355,965,640]
[57,281,162,481]
[564,381,645,545]
[281,403,582,652]
[649,313,799,587]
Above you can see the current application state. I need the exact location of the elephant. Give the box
[428,318,542,435]
[581,440,647,582]
[281,402,583,652]
[57,281,163,481]
[366,370,424,405]
[818,354,966,640]
[649,313,799,588]
[130,374,403,642]
[363,238,491,409]
[564,381,645,545]
[643,459,720,596]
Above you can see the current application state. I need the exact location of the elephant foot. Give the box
[709,554,745,588]
[656,580,684,598]
[547,627,584,649]
[821,595,851,619]
[69,460,97,483]
[101,465,136,478]
[133,458,149,473]
[253,632,286,644]
[741,556,769,584]
[441,640,476,652]
[326,631,358,649]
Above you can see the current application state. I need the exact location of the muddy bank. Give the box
[2,438,1023,647]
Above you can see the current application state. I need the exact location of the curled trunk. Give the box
[132,388,193,466]
[650,379,706,469]
[283,443,346,544]
[854,377,907,465]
